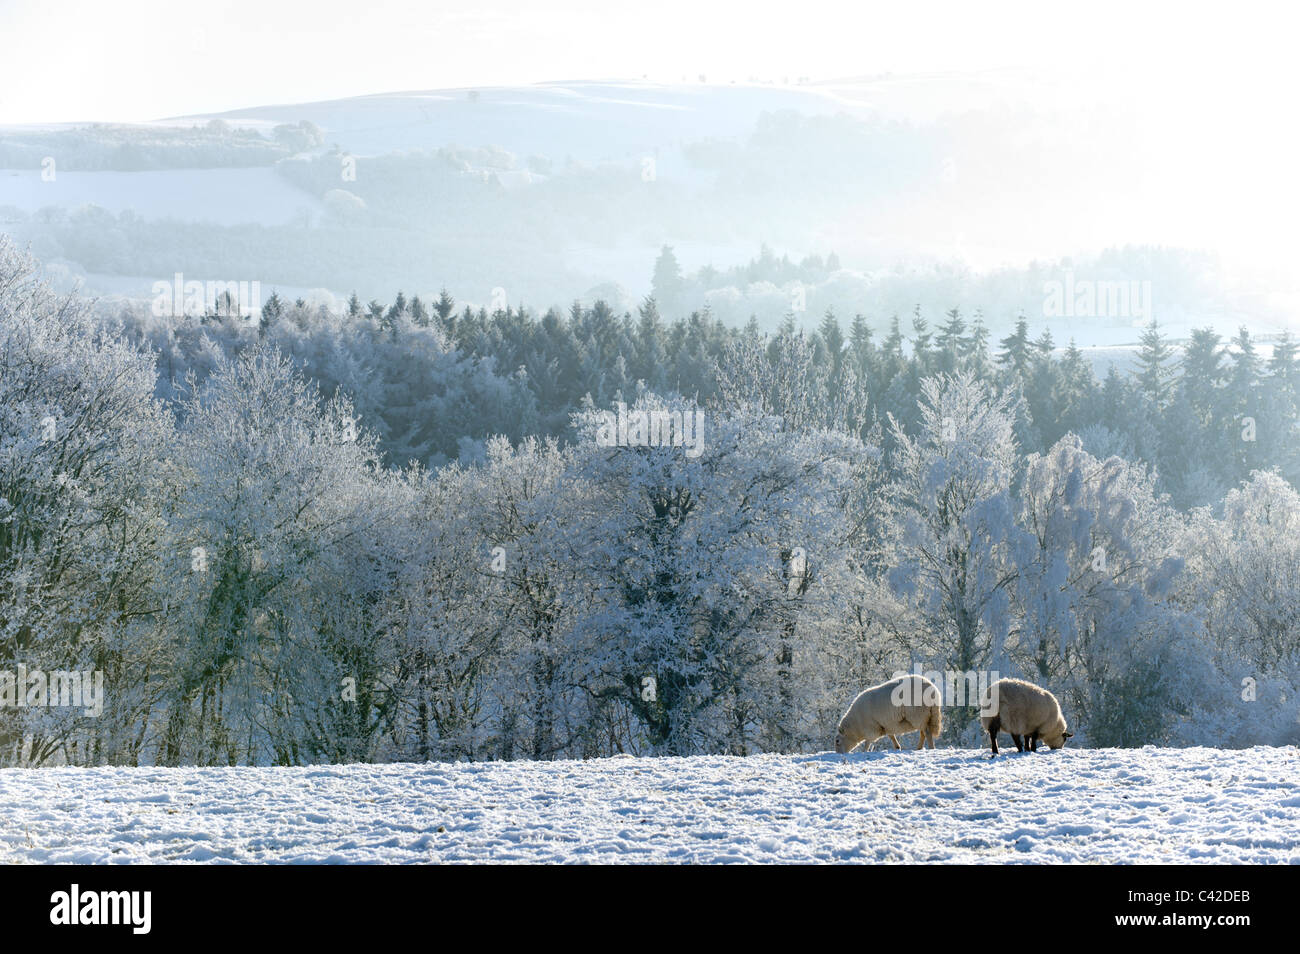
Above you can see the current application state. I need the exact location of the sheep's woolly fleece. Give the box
[838,675,941,750]
[1,747,1298,864]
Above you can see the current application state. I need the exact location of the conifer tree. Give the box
[997,316,1032,378]
[1136,319,1175,410]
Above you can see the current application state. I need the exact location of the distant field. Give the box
[0,167,323,226]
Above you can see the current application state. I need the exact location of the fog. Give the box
[1,3,1295,343]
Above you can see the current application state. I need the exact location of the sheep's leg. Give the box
[1012,734,1024,752]
[916,730,926,751]
[889,734,901,750]
[987,718,1000,756]
[1029,733,1039,752]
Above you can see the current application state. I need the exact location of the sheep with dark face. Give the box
[979,677,1072,756]
[834,674,942,752]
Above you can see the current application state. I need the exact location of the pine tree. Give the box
[936,307,968,374]
[1025,330,1061,449]
[386,291,407,327]
[651,246,684,319]
[966,314,991,377]
[997,316,1031,378]
[848,313,874,381]
[1268,330,1298,397]
[1228,326,1261,399]
[1226,326,1265,480]
[1179,327,1225,424]
[434,287,456,335]
[1135,319,1175,410]
[879,315,905,382]
[1266,332,1299,469]
[911,307,933,373]
[410,295,429,327]
[818,308,844,376]
[634,296,666,389]
[260,290,284,337]
[1057,339,1096,436]
[1101,364,1130,433]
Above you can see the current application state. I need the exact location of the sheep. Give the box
[979,677,1072,756]
[834,674,943,752]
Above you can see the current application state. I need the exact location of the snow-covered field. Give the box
[0,167,324,226]
[2,747,1297,864]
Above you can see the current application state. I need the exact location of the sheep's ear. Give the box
[1063,731,1073,739]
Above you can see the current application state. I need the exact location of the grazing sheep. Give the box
[979,677,1072,756]
[834,675,942,752]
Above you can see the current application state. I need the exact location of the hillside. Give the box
[3,78,1293,334]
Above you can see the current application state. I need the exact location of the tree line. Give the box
[2,237,1297,765]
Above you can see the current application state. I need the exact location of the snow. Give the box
[0,167,324,226]
[177,82,866,162]
[2,747,1297,864]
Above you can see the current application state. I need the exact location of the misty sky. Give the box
[1,1,1294,122]
[1,1,1296,295]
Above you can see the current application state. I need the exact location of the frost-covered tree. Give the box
[382,461,510,761]
[569,394,867,754]
[160,345,386,765]
[714,322,869,437]
[883,372,1024,736]
[1167,472,1300,746]
[1015,435,1205,746]
[1184,473,1300,664]
[0,239,175,766]
[473,436,590,760]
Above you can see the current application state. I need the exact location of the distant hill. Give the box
[1,77,1295,339]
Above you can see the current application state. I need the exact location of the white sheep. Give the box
[834,674,943,752]
[979,677,1072,756]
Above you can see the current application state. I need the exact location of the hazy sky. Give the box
[2,1,1296,291]
[1,1,1294,122]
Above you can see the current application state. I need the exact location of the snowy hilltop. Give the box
[2,747,1297,864]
